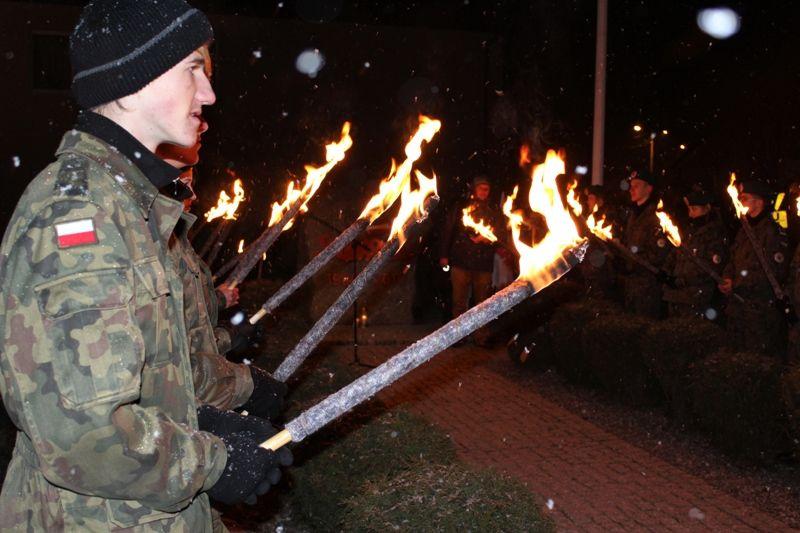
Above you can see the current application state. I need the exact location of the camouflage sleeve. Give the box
[214,326,233,354]
[191,351,254,410]
[0,198,226,512]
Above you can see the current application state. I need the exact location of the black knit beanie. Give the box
[70,0,213,109]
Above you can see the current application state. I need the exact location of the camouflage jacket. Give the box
[0,131,226,531]
[621,200,670,276]
[170,213,252,410]
[663,214,728,305]
[722,213,789,303]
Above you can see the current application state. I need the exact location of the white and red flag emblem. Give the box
[55,219,98,248]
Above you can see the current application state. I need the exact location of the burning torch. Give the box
[725,174,795,321]
[248,116,442,325]
[225,122,353,289]
[261,150,587,452]
[272,171,440,382]
[197,176,245,263]
[655,200,744,303]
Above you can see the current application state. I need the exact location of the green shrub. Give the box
[779,364,800,458]
[581,311,662,405]
[290,409,457,531]
[687,349,791,461]
[549,299,616,385]
[642,317,725,421]
[342,463,555,532]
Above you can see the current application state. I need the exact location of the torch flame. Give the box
[519,144,531,168]
[726,173,748,218]
[796,196,800,217]
[359,115,442,224]
[269,121,353,230]
[566,180,583,217]
[503,150,583,285]
[389,170,438,245]
[205,178,245,222]
[655,200,682,247]
[461,205,498,242]
[237,239,245,254]
[586,205,614,241]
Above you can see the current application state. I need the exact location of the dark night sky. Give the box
[14,0,800,192]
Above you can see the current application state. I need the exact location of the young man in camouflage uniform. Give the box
[621,170,670,318]
[0,1,288,529]
[159,124,287,420]
[719,180,789,354]
[662,190,729,318]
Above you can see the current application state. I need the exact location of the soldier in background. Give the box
[580,185,616,298]
[621,170,670,318]
[439,175,502,346]
[719,180,789,355]
[0,1,288,529]
[662,190,729,318]
[159,124,287,421]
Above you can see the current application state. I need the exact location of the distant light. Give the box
[679,144,687,150]
[697,7,741,40]
[662,129,669,135]
[575,165,588,175]
[295,48,326,78]
[633,124,643,132]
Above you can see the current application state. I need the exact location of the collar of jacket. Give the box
[55,130,185,242]
[176,211,198,241]
[74,111,182,189]
[55,128,163,218]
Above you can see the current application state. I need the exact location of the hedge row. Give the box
[519,300,800,463]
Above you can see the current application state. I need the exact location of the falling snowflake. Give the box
[546,499,555,510]
[230,311,245,326]
[295,48,326,78]
[11,156,20,168]
[688,507,706,520]
[364,61,371,68]
[252,49,262,59]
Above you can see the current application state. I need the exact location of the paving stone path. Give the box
[373,344,795,532]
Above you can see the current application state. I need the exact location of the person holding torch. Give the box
[0,2,288,529]
[439,175,503,347]
[662,189,729,318]
[719,180,789,355]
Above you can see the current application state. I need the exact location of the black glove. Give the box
[198,405,293,505]
[228,321,264,357]
[238,366,287,421]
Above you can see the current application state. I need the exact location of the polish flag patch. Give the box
[55,219,98,248]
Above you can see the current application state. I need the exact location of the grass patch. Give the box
[342,463,555,532]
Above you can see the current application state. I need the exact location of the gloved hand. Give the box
[238,366,287,421]
[198,405,293,505]
[228,321,264,357]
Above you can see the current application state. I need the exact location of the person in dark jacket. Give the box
[719,180,789,355]
[662,190,729,318]
[439,175,502,346]
[621,170,670,318]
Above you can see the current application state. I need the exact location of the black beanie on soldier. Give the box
[70,0,213,109]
